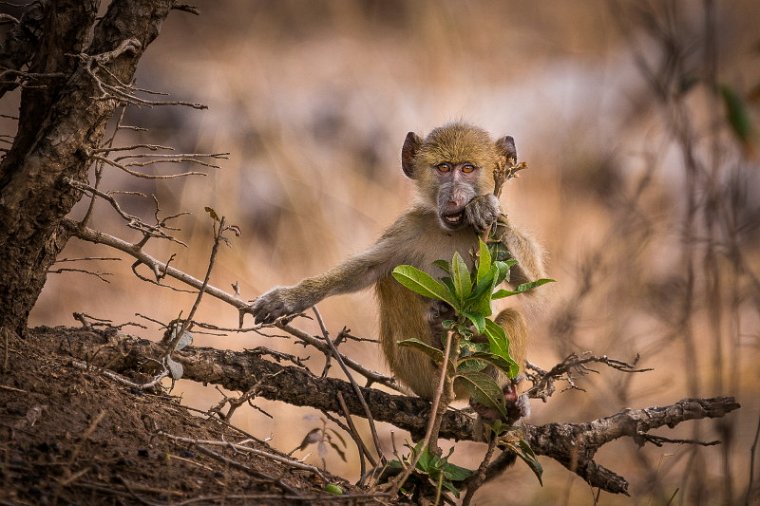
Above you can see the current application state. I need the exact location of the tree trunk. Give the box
[0,0,175,334]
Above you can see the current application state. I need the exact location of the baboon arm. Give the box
[297,212,420,300]
[494,214,546,286]
[295,247,396,302]
[251,214,417,322]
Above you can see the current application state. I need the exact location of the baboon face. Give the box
[430,160,481,230]
[401,123,516,231]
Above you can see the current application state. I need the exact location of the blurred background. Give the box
[11,0,760,503]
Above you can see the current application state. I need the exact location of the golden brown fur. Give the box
[251,122,546,401]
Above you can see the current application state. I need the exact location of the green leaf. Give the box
[414,442,435,473]
[474,298,493,320]
[489,419,505,436]
[460,340,489,355]
[432,259,451,274]
[456,357,488,374]
[387,459,404,471]
[493,278,556,299]
[442,462,474,482]
[484,319,519,377]
[324,483,344,495]
[455,324,474,339]
[462,311,486,335]
[488,241,510,262]
[502,439,544,485]
[494,260,513,285]
[517,278,555,291]
[484,319,509,357]
[476,239,492,284]
[441,276,456,296]
[467,264,498,307]
[442,479,462,498]
[720,84,754,145]
[392,265,459,309]
[399,338,444,365]
[457,371,507,420]
[458,351,517,377]
[450,251,472,300]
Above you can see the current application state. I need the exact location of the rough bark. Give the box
[0,1,47,97]
[0,0,175,334]
[55,326,741,495]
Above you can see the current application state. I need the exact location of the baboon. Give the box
[251,122,546,410]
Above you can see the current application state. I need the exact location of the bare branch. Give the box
[312,307,386,465]
[93,155,208,179]
[70,43,209,110]
[93,143,175,153]
[525,353,652,401]
[72,312,147,331]
[64,219,244,307]
[172,4,200,15]
[71,358,167,391]
[337,391,376,475]
[67,178,188,245]
[58,327,741,495]
[47,266,112,283]
[159,432,327,482]
[164,216,230,357]
[462,433,500,505]
[54,256,121,263]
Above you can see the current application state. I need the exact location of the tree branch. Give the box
[61,219,404,392]
[52,326,740,495]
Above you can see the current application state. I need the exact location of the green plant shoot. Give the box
[392,238,554,414]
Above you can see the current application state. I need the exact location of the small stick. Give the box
[480,157,528,242]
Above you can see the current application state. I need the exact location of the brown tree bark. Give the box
[0,0,175,334]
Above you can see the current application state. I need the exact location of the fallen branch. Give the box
[51,326,741,495]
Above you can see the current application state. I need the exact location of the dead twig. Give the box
[160,432,326,482]
[462,433,500,505]
[525,353,652,401]
[313,306,386,465]
[163,215,232,357]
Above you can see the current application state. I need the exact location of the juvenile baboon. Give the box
[252,122,546,409]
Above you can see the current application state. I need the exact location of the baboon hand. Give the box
[470,377,530,424]
[250,287,304,324]
[465,193,501,233]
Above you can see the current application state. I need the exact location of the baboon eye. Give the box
[435,163,452,173]
[461,164,476,173]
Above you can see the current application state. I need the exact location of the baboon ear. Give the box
[402,132,422,179]
[495,135,517,165]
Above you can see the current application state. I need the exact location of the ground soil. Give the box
[0,326,379,505]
